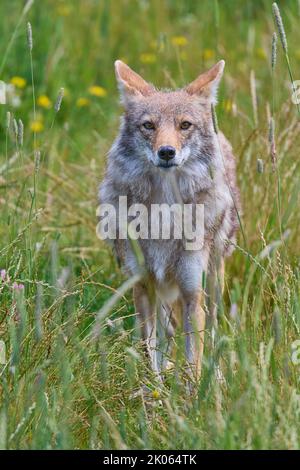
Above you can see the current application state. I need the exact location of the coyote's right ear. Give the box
[114,60,155,102]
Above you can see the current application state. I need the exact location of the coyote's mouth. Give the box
[157,162,179,169]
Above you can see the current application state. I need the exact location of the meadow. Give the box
[0,0,300,450]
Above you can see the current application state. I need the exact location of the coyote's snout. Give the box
[99,59,240,386]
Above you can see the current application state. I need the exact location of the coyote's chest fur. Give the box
[100,131,239,297]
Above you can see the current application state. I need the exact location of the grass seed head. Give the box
[6,111,11,130]
[18,119,24,147]
[268,116,275,144]
[250,70,258,127]
[54,88,64,112]
[271,32,277,70]
[211,104,219,134]
[268,117,277,170]
[34,150,41,172]
[257,158,264,174]
[27,22,33,51]
[272,3,288,54]
[13,118,18,140]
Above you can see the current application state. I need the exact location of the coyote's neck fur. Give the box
[101,127,238,286]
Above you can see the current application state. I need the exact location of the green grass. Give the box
[0,0,300,450]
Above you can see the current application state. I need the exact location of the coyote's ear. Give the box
[185,60,225,103]
[114,60,155,102]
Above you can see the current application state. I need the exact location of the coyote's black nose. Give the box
[158,146,176,161]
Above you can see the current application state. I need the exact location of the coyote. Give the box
[99,59,240,383]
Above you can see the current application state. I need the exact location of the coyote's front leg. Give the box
[206,254,225,333]
[178,251,209,384]
[133,282,160,379]
[182,290,206,383]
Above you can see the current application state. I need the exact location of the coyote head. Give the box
[114,59,224,170]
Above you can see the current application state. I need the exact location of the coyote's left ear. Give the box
[114,60,155,103]
[185,60,225,103]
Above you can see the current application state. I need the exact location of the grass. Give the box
[0,0,300,450]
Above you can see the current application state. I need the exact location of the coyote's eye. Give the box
[180,121,192,130]
[142,121,155,130]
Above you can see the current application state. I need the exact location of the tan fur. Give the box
[99,60,240,386]
[133,281,159,374]
[185,60,225,100]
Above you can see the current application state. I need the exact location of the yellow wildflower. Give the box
[76,97,90,107]
[30,120,44,133]
[256,47,267,60]
[56,5,72,16]
[223,99,233,113]
[150,40,158,50]
[10,76,26,89]
[88,86,107,97]
[37,95,52,109]
[203,49,215,61]
[140,53,157,64]
[171,36,188,47]
[152,390,160,399]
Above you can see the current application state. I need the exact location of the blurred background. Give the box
[1,0,299,146]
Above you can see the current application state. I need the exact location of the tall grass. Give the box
[0,0,300,450]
